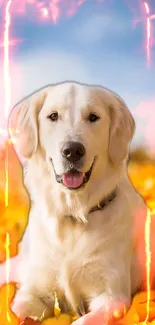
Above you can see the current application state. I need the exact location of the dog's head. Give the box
[9,82,135,191]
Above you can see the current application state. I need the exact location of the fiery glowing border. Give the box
[1,0,155,323]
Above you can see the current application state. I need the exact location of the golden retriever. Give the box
[5,82,148,321]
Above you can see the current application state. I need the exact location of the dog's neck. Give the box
[89,189,117,214]
[24,154,126,223]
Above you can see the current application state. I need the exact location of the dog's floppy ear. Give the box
[8,86,50,158]
[108,95,135,165]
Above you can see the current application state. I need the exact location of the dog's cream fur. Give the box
[8,81,147,320]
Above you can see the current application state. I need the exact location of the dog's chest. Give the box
[45,215,92,278]
[50,216,87,255]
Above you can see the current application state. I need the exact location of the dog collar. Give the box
[89,189,117,214]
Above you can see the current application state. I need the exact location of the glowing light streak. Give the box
[3,0,12,119]
[144,209,152,323]
[5,232,11,322]
[0,0,155,324]
[0,38,24,47]
[41,7,49,18]
[144,2,151,67]
[3,0,12,208]
[133,1,155,66]
[3,1,12,320]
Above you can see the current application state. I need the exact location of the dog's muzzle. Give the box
[51,159,96,190]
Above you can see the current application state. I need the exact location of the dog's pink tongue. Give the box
[63,171,84,188]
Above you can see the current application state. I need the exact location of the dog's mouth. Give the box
[53,159,95,190]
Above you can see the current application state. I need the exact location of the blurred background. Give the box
[0,0,155,263]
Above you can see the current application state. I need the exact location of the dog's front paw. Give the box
[72,306,124,325]
[12,292,48,320]
[73,296,128,325]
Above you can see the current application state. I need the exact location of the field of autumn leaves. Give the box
[0,142,155,324]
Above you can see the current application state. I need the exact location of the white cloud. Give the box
[132,99,155,153]
[71,13,129,44]
[14,50,93,102]
[0,50,91,108]
[72,14,112,43]
[0,47,148,109]
[0,49,92,139]
[0,48,153,151]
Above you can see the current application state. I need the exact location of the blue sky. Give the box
[0,0,155,150]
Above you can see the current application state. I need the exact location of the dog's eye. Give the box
[88,113,100,123]
[48,112,58,121]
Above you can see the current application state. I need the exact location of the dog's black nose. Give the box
[61,142,85,162]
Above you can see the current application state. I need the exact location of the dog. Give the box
[1,81,149,322]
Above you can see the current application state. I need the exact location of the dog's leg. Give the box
[12,283,71,320]
[89,292,130,313]
[12,286,54,320]
[73,268,131,325]
[73,293,130,325]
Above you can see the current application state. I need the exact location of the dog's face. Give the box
[9,82,135,191]
[38,83,111,190]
